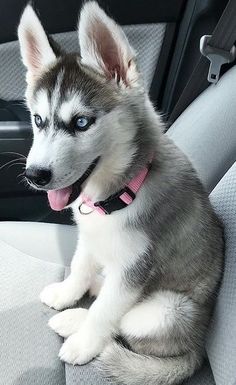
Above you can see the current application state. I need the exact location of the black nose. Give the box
[25,167,52,187]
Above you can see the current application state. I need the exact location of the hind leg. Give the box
[120,290,200,356]
[100,291,203,384]
[121,291,182,337]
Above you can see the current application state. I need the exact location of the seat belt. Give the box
[169,0,236,125]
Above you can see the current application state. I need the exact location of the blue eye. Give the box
[34,114,43,128]
[74,116,96,131]
[76,117,89,128]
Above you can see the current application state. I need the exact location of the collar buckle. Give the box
[94,186,136,215]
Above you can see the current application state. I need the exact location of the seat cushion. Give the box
[2,166,236,385]
[0,221,77,266]
[0,229,66,385]
[0,220,217,385]
[167,66,236,193]
[206,161,236,385]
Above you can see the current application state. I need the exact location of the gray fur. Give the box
[98,342,201,385]
[95,116,222,384]
[18,2,224,384]
[34,54,119,135]
[103,132,224,385]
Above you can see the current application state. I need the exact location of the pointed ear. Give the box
[78,1,139,87]
[18,5,56,82]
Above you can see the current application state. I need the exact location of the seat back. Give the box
[168,62,236,385]
[167,66,236,192]
[206,162,236,385]
[0,25,166,102]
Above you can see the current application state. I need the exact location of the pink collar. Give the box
[80,161,152,215]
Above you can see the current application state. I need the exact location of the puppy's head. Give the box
[18,2,145,211]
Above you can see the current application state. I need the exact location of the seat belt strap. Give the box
[169,0,236,124]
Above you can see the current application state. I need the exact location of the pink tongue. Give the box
[47,187,72,211]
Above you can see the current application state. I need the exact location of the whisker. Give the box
[0,158,26,171]
[0,151,27,159]
[8,162,26,170]
[17,170,26,179]
[18,176,28,187]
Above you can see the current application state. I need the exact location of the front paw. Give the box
[49,308,88,337]
[40,281,77,310]
[59,327,106,365]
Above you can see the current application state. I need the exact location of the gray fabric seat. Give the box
[0,24,166,102]
[0,220,216,385]
[4,158,236,385]
[3,162,236,385]
[0,224,66,385]
[2,166,236,385]
[168,65,236,193]
[1,48,236,385]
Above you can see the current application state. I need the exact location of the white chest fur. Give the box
[73,207,149,270]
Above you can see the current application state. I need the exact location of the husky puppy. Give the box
[18,2,224,384]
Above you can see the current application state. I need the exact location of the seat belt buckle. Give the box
[200,35,236,84]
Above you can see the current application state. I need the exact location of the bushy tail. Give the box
[97,342,201,385]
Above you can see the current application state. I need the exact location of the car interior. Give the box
[0,0,236,384]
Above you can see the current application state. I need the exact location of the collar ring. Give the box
[79,202,94,215]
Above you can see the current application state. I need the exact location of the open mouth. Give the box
[47,157,100,211]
